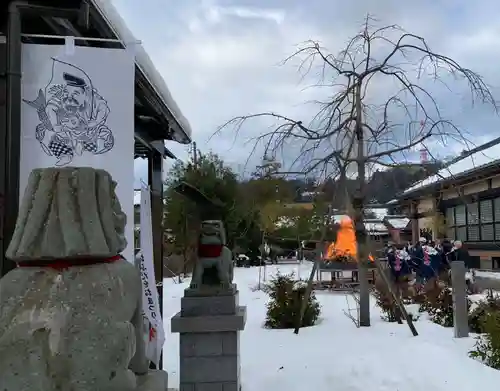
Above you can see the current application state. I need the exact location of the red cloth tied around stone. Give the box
[16,254,122,271]
[198,244,223,258]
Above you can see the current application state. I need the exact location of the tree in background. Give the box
[164,152,244,272]
[273,207,315,241]
[218,16,497,327]
[238,174,295,257]
[239,176,295,206]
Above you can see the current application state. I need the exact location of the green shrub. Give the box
[263,272,321,329]
[469,294,500,333]
[373,278,419,322]
[426,287,455,327]
[469,311,500,369]
[373,279,400,322]
[417,297,432,313]
[419,284,472,327]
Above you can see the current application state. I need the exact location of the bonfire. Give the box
[324,216,375,266]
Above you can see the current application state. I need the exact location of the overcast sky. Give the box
[111,0,500,187]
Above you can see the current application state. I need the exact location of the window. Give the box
[467,202,479,224]
[468,225,480,241]
[481,200,494,223]
[495,198,500,221]
[446,207,455,226]
[482,224,494,241]
[456,226,467,241]
[455,205,466,225]
[446,197,500,242]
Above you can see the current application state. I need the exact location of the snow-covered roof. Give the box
[365,207,388,220]
[364,220,388,233]
[91,0,192,143]
[332,215,388,234]
[385,216,410,229]
[402,139,500,196]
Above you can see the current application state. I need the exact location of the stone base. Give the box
[171,288,246,391]
[181,287,239,317]
[136,370,169,391]
[171,307,246,333]
[180,381,240,391]
[184,284,237,298]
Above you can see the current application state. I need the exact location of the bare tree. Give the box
[217,16,497,327]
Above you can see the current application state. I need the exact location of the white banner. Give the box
[20,43,135,261]
[139,186,165,367]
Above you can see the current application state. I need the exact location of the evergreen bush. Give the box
[469,311,500,370]
[469,294,500,334]
[264,272,321,329]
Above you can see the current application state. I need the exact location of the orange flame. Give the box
[324,216,374,263]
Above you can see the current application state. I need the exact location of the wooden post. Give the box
[410,202,419,244]
[450,261,469,338]
[294,241,322,334]
[431,197,439,240]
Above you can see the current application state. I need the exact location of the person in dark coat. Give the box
[420,243,441,281]
[410,237,426,279]
[449,240,471,267]
[387,245,411,281]
[441,239,453,259]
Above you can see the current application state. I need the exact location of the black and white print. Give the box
[23,58,115,166]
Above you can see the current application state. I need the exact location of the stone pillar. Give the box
[450,261,469,338]
[171,285,247,391]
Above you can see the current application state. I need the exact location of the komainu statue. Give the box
[0,167,165,391]
[190,220,234,290]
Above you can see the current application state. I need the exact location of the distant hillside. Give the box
[292,161,443,206]
[367,162,443,202]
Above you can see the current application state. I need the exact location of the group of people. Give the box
[385,237,472,291]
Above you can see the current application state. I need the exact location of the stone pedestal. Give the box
[171,285,246,391]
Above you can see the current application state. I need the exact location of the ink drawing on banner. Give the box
[20,44,135,261]
[23,58,115,167]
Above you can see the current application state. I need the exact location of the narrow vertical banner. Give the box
[20,43,135,261]
[140,186,165,367]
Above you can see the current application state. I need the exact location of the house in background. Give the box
[395,137,500,269]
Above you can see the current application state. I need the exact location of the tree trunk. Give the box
[354,82,370,327]
[258,230,265,288]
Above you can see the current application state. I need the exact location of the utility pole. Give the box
[354,82,370,327]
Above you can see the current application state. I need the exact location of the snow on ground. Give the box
[163,263,500,391]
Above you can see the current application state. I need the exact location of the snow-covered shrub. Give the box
[469,311,500,370]
[469,294,500,333]
[373,277,400,322]
[415,279,447,312]
[421,283,471,327]
[426,286,455,327]
[263,272,321,329]
[373,271,417,322]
